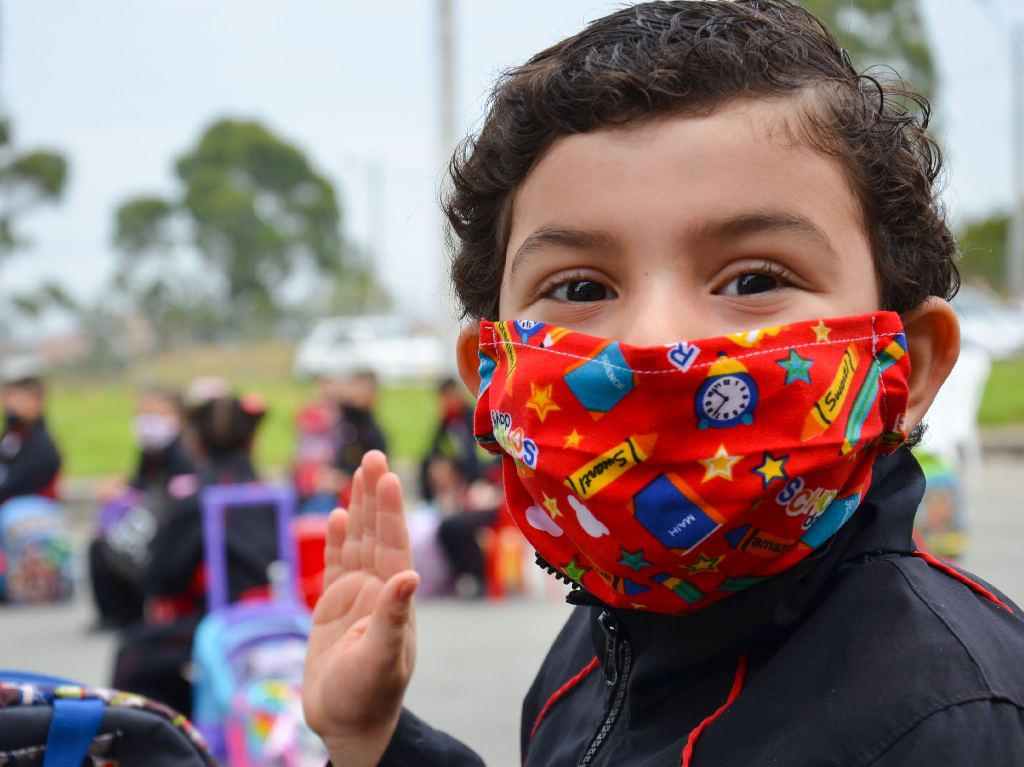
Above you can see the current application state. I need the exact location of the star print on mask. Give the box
[811,320,832,342]
[698,444,743,482]
[542,492,562,520]
[686,553,724,574]
[753,452,789,488]
[776,348,814,385]
[562,556,589,583]
[618,547,651,572]
[563,429,584,449]
[527,382,561,422]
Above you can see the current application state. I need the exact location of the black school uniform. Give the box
[370,449,1024,766]
[334,404,387,477]
[89,436,197,627]
[0,418,61,504]
[113,449,278,716]
[144,449,277,609]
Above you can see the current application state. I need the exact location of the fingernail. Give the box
[398,581,417,601]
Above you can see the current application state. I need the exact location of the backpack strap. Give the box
[44,697,104,767]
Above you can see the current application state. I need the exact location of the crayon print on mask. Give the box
[474,312,910,615]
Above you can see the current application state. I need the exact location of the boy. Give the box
[303,2,1024,765]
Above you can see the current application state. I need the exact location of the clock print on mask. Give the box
[696,354,759,428]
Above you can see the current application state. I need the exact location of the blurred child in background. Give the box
[329,370,387,508]
[113,391,277,715]
[293,376,341,513]
[88,387,196,628]
[0,372,61,506]
[418,377,482,502]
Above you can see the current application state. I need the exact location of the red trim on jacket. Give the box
[680,652,748,767]
[912,550,1013,613]
[529,656,600,740]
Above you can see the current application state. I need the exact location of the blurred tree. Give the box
[0,118,68,258]
[114,118,372,341]
[802,0,936,100]
[957,213,1010,290]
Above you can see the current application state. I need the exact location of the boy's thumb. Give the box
[365,571,419,654]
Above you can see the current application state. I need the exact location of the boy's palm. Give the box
[303,450,419,767]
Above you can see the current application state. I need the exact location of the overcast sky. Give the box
[2,0,1020,329]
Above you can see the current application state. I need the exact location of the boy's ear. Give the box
[455,324,482,396]
[901,297,961,433]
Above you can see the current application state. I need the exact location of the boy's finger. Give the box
[362,571,419,667]
[375,472,414,578]
[360,450,388,539]
[360,452,387,572]
[322,506,348,587]
[341,468,365,572]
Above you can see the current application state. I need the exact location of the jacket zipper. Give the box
[578,610,633,767]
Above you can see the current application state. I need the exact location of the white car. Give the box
[293,315,444,383]
[951,285,1024,361]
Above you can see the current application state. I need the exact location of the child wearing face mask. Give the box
[302,2,1024,766]
[127,388,195,492]
[88,388,196,628]
[113,392,278,716]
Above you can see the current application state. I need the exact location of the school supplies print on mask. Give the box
[474,312,911,615]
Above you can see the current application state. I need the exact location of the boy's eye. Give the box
[549,279,613,303]
[720,269,787,297]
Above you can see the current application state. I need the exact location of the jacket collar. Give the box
[584,447,924,699]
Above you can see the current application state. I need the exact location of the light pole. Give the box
[1009,20,1024,299]
[436,0,460,373]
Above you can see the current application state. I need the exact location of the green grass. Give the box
[47,343,441,479]
[978,356,1024,426]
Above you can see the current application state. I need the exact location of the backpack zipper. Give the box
[578,610,633,767]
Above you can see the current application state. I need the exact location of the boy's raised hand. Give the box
[303,450,420,767]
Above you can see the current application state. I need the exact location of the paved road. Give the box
[3,455,1022,767]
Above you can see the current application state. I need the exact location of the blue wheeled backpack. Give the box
[0,670,216,766]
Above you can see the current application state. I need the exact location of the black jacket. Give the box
[375,449,1024,766]
[334,404,388,477]
[0,418,61,504]
[144,450,278,609]
[129,435,195,495]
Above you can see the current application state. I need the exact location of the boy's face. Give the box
[499,97,878,344]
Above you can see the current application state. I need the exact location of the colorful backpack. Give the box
[0,671,216,766]
[0,496,73,603]
[913,452,968,561]
[190,483,326,766]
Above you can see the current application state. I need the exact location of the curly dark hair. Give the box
[444,0,959,321]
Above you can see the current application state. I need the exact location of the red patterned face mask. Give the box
[474,312,911,615]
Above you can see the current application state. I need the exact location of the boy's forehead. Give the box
[507,96,865,258]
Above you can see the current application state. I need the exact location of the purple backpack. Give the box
[190,483,326,766]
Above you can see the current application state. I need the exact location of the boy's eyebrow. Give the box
[509,226,616,276]
[509,213,836,276]
[695,212,836,255]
